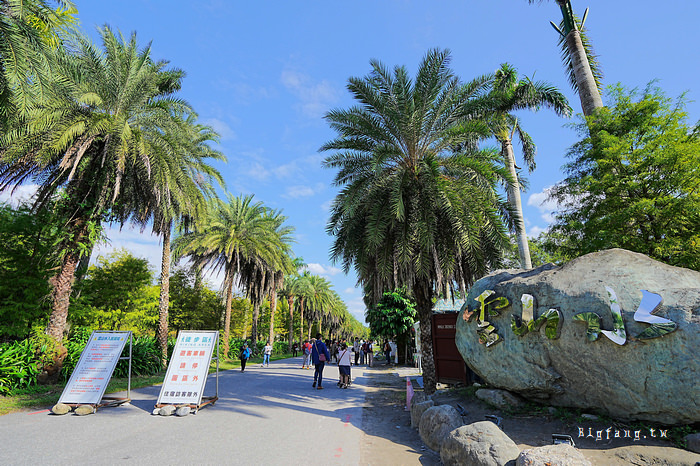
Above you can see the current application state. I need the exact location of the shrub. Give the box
[0,340,40,394]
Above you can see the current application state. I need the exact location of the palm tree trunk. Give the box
[307,320,313,340]
[502,139,532,269]
[414,280,437,395]
[223,275,234,358]
[287,296,294,351]
[299,297,305,344]
[565,29,603,116]
[251,301,260,347]
[156,223,172,368]
[46,219,89,342]
[268,290,277,344]
[47,249,81,342]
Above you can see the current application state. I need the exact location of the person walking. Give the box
[366,340,373,367]
[262,341,272,367]
[359,340,366,365]
[292,342,298,357]
[311,334,330,389]
[384,340,391,365]
[353,338,360,365]
[337,342,351,388]
[301,339,311,369]
[240,343,251,372]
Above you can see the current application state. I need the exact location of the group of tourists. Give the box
[238,336,399,390]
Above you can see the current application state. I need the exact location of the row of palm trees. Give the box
[0,2,363,369]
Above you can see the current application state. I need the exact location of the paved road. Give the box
[0,357,369,465]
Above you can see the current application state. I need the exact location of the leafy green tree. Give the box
[0,202,61,339]
[0,27,191,344]
[322,49,513,394]
[548,84,700,270]
[168,267,224,332]
[486,63,570,269]
[70,249,157,333]
[365,288,417,362]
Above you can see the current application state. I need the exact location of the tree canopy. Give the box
[548,84,700,271]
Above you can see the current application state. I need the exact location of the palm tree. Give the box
[527,0,603,115]
[237,207,294,347]
[279,257,306,350]
[171,194,290,357]
[303,274,333,340]
[0,27,191,344]
[0,0,77,124]
[134,114,225,365]
[321,49,513,394]
[485,63,570,269]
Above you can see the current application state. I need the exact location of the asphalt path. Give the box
[0,357,369,465]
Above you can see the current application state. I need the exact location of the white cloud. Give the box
[0,184,39,206]
[281,69,340,119]
[284,182,325,199]
[344,287,357,295]
[527,187,560,224]
[245,162,271,182]
[273,161,299,179]
[202,117,236,141]
[305,263,342,276]
[92,225,163,272]
[320,199,333,212]
[527,225,546,238]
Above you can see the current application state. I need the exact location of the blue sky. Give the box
[5,1,699,324]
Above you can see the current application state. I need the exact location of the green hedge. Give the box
[0,329,167,395]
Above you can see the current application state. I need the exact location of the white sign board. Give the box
[59,331,130,405]
[157,331,218,406]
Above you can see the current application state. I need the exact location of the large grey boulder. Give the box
[516,444,591,466]
[418,405,463,452]
[411,398,434,428]
[456,249,700,424]
[441,421,520,466]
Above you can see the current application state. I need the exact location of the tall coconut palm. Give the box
[0,27,191,344]
[134,113,225,365]
[485,63,571,269]
[171,194,287,357]
[321,49,513,394]
[528,0,603,116]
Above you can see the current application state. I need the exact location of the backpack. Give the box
[304,346,310,355]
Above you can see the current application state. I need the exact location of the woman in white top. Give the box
[337,343,352,388]
[262,341,273,367]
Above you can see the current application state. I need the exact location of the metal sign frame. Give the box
[156,330,219,413]
[58,330,133,411]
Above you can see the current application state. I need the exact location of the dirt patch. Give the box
[361,365,700,465]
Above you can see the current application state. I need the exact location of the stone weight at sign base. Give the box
[154,330,219,415]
